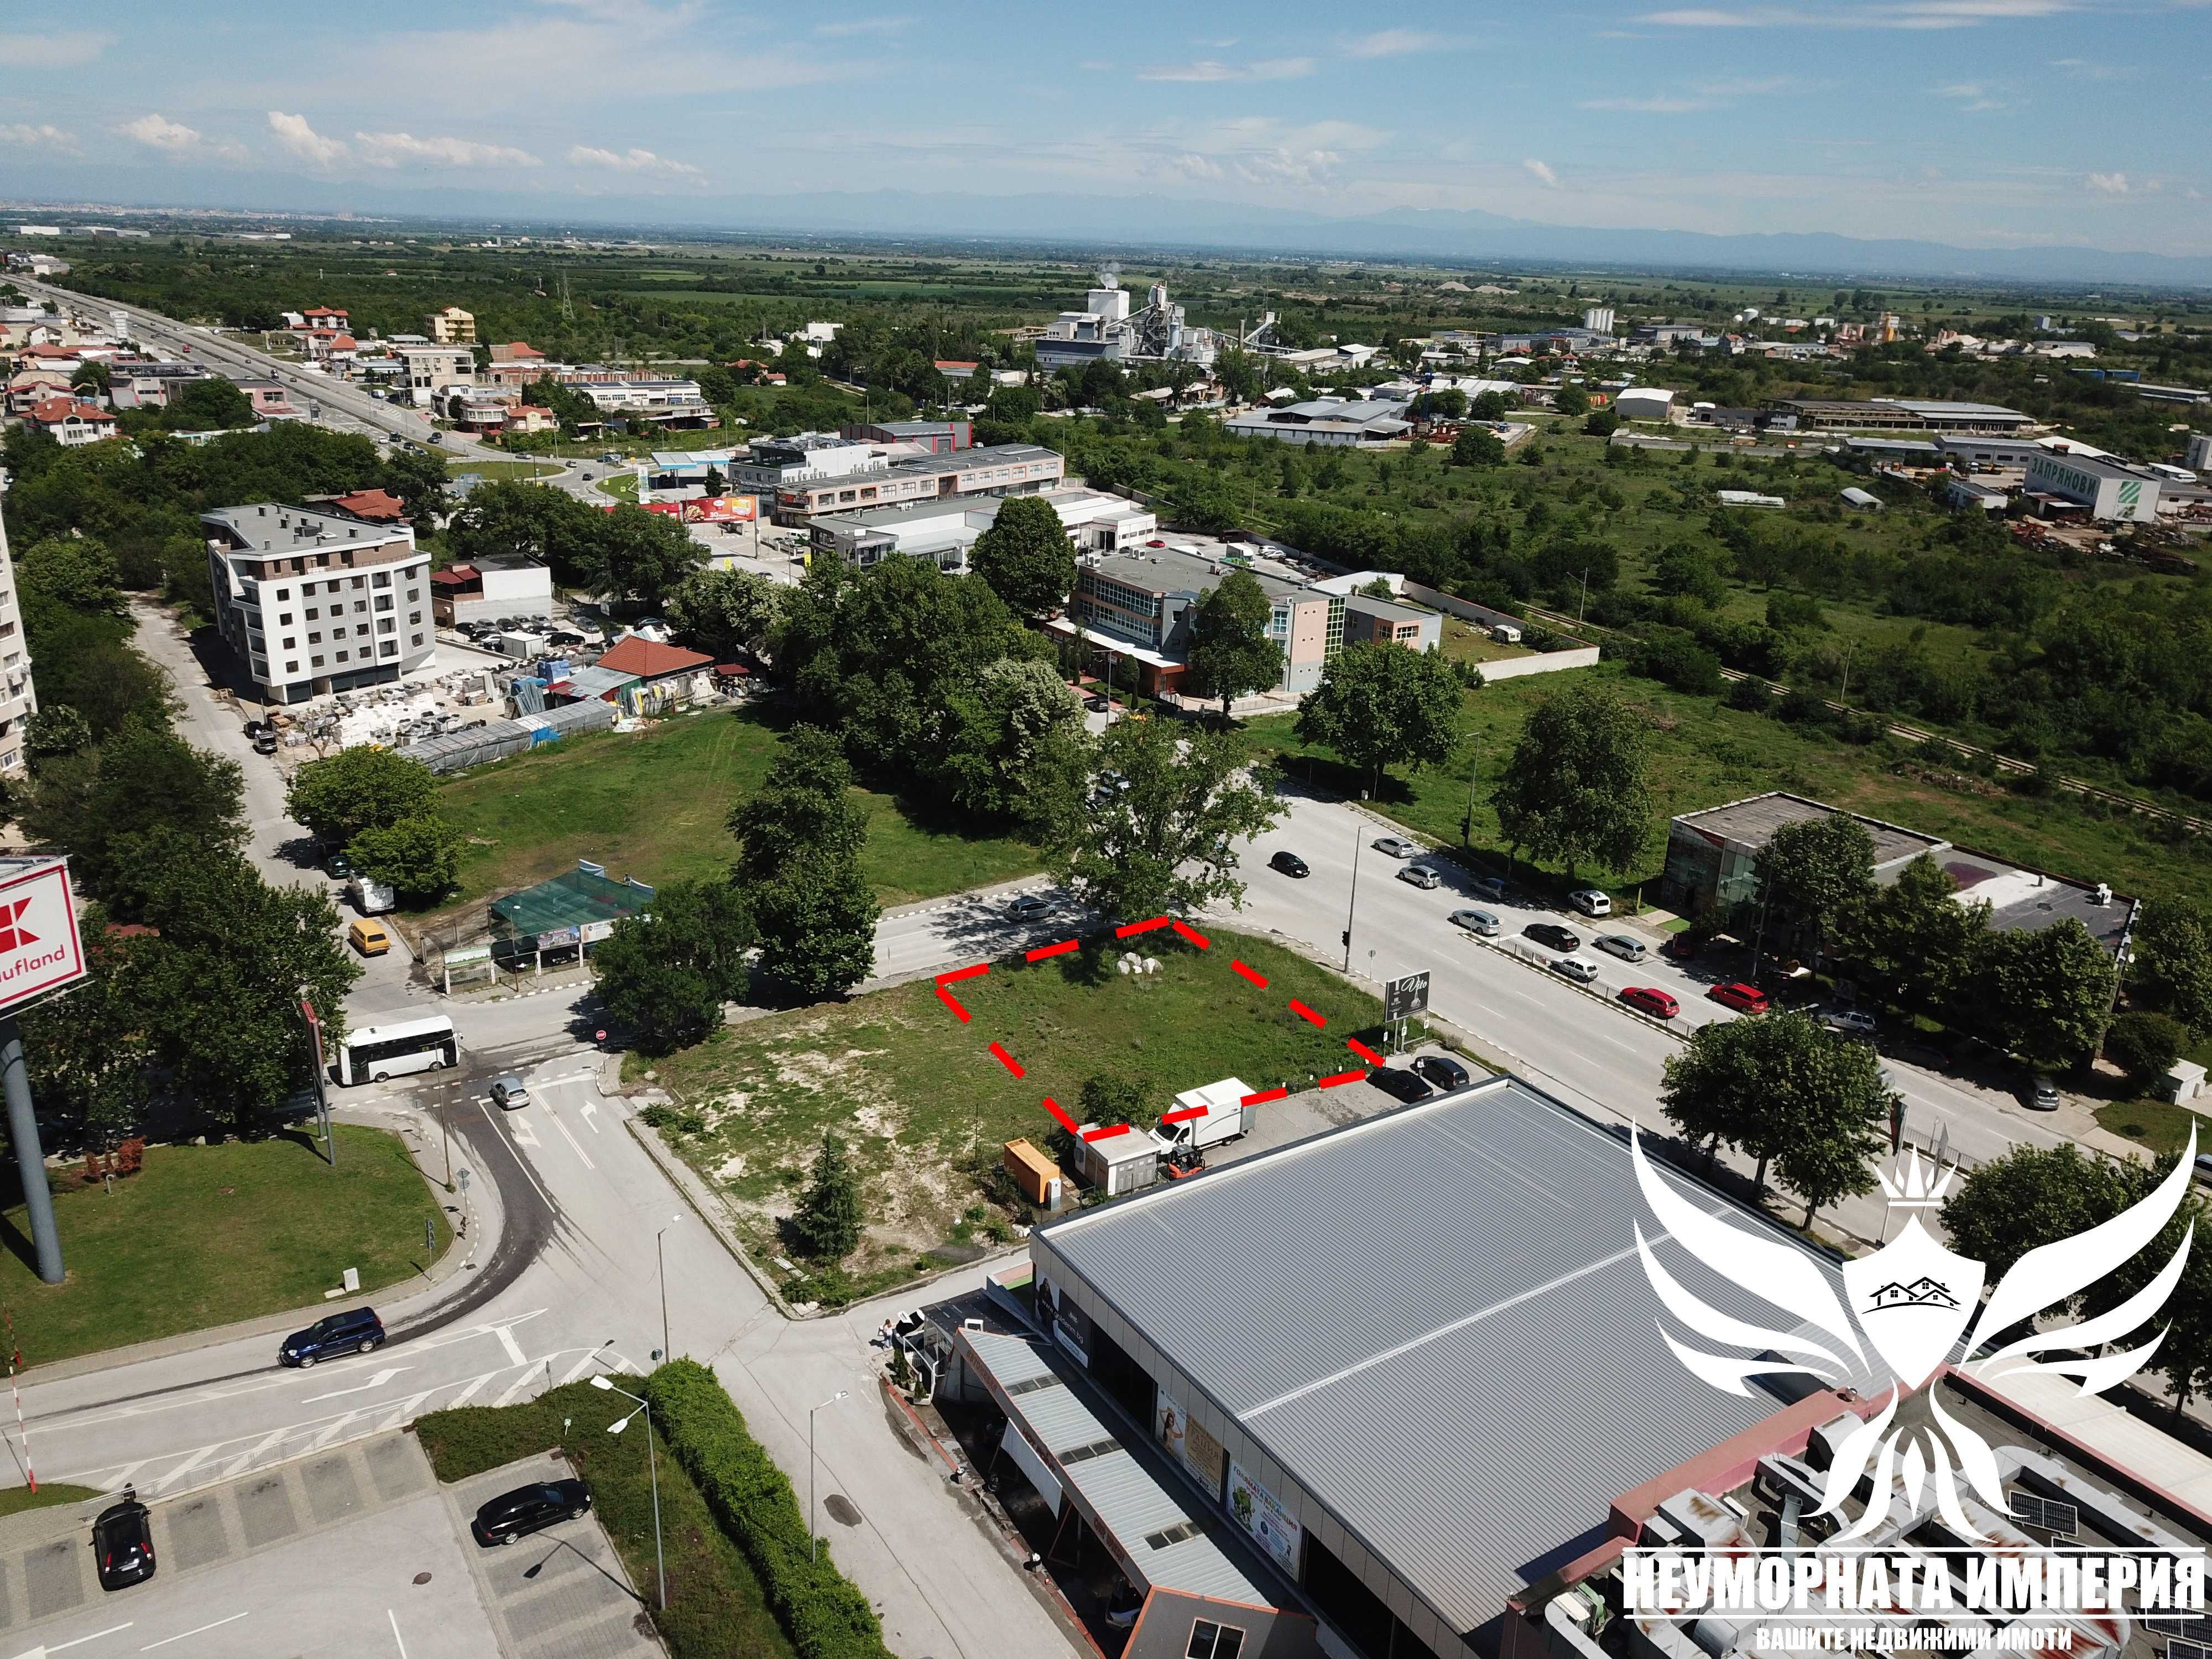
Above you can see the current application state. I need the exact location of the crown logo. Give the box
[1876,1147,1957,1209]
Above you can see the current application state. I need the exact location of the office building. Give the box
[2024,450,2163,523]
[758,440,1064,520]
[808,487,1156,572]
[1070,546,1341,695]
[1340,591,1441,651]
[0,479,38,777]
[204,505,434,703]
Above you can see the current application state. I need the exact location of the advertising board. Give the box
[0,859,86,1017]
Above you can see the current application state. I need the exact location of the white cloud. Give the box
[567,144,703,179]
[1138,57,1313,82]
[354,131,542,169]
[1642,0,2068,25]
[2085,170,2130,194]
[0,30,113,68]
[121,113,247,160]
[1932,81,2005,109]
[1524,157,1561,188]
[0,123,79,153]
[1581,95,1712,112]
[1347,30,1461,58]
[267,111,348,166]
[815,15,911,35]
[1579,75,1798,112]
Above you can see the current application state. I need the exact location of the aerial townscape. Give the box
[1,6,2211,1659]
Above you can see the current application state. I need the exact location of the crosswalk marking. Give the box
[492,1370,538,1407]
[217,1426,289,1483]
[494,1326,526,1366]
[150,1442,215,1494]
[308,1410,361,1452]
[555,1352,602,1387]
[445,1373,492,1410]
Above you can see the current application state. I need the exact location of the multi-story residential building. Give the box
[568,377,715,426]
[105,359,211,410]
[427,306,476,345]
[0,478,39,778]
[1070,546,1343,696]
[397,345,476,404]
[204,505,434,703]
[27,397,120,446]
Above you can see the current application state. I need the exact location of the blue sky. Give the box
[0,0,2207,254]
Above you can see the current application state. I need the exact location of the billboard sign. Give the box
[1383,971,1431,1022]
[1227,1461,1303,1576]
[0,858,86,1016]
[681,494,757,524]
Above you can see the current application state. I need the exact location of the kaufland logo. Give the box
[0,897,40,954]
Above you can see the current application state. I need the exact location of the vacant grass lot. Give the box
[0,1128,447,1368]
[632,930,1385,1295]
[433,706,1039,914]
[1249,660,2212,906]
[415,1380,794,1659]
[450,458,566,483]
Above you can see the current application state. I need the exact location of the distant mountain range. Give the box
[8,163,2209,289]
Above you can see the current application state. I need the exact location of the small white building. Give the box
[1715,489,1787,510]
[1613,387,1677,423]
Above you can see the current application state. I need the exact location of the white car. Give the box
[1550,956,1600,985]
[1593,933,1647,963]
[1397,863,1444,891]
[1823,1009,1879,1039]
[1568,889,1613,918]
[1373,836,1420,860]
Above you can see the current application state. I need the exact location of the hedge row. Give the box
[645,1359,894,1659]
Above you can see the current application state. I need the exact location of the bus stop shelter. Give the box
[486,862,655,977]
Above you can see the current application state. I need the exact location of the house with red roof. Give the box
[326,488,409,525]
[593,634,714,691]
[27,396,119,446]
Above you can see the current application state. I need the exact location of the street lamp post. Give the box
[809,1390,849,1564]
[591,1374,664,1611]
[655,1216,680,1363]
[1342,825,1364,973]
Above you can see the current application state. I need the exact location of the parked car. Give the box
[1372,835,1420,860]
[1268,849,1310,879]
[1593,933,1646,963]
[325,850,357,883]
[1411,1053,1471,1092]
[1661,934,1700,963]
[2026,1075,2061,1112]
[1008,893,1056,920]
[93,1492,155,1591]
[1524,922,1580,952]
[1569,889,1613,918]
[1084,693,1110,712]
[1550,956,1600,985]
[599,451,621,464]
[1467,874,1512,904]
[1709,982,1771,1014]
[1620,986,1679,1020]
[1449,907,1500,936]
[253,731,279,755]
[1397,863,1443,891]
[278,1306,385,1368]
[2193,1152,2212,1189]
[490,1075,531,1110]
[348,918,391,957]
[243,718,273,739]
[1822,1009,1880,1039]
[471,1479,593,1548]
[1364,1066,1434,1104]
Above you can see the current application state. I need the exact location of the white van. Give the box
[1490,623,1523,645]
[1151,1077,1256,1156]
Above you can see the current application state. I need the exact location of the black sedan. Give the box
[1364,1066,1434,1104]
[93,1493,155,1591]
[1268,849,1310,879]
[472,1478,593,1547]
[1523,922,1580,952]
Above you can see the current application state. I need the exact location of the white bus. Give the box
[337,1015,460,1086]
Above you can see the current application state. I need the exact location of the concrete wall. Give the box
[1400,583,1603,679]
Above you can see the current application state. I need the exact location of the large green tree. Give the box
[286,746,439,852]
[1660,1009,1888,1220]
[348,814,466,902]
[18,534,125,617]
[598,504,706,607]
[1039,716,1278,924]
[2083,1155,2212,1418]
[23,719,245,907]
[1973,917,2116,1071]
[1848,854,1988,1013]
[929,657,1083,826]
[1940,1143,2127,1293]
[968,494,1075,618]
[728,728,880,1000]
[1753,812,1876,969]
[1491,684,1654,879]
[593,879,756,1055]
[161,377,255,431]
[2128,897,2212,1039]
[664,566,782,663]
[1295,641,1465,800]
[790,1134,864,1261]
[20,926,152,1151]
[1184,568,1282,722]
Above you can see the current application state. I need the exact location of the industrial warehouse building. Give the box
[959,1078,1861,1659]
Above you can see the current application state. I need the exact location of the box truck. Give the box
[1150,1077,1256,1156]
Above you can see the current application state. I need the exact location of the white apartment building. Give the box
[204,505,433,704]
[0,479,39,777]
[397,345,476,404]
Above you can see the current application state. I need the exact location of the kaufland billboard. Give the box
[0,858,87,1017]
[636,494,758,523]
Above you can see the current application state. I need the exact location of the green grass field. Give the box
[1248,660,2212,906]
[414,1381,793,1659]
[0,1483,99,1517]
[631,930,1385,1297]
[432,706,1039,914]
[452,458,565,483]
[0,1128,448,1368]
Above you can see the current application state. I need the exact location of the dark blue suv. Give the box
[278,1307,385,1368]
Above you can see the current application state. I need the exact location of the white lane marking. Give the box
[47,1621,134,1652]
[388,1609,410,1659]
[494,1326,526,1366]
[149,1443,216,1494]
[577,1098,600,1135]
[216,1426,288,1483]
[374,1391,435,1436]
[555,1352,601,1387]
[302,1366,409,1404]
[492,1370,538,1408]
[308,1410,361,1452]
[140,1611,249,1652]
[444,1373,493,1410]
[545,1107,595,1170]
[508,1115,541,1149]
[478,1103,558,1214]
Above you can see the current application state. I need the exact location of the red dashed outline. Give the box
[932,918,1385,1155]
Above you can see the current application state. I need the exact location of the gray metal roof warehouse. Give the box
[1028,1078,1871,1659]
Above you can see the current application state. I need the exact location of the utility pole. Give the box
[1342,826,1364,973]
[1838,637,1860,705]
[1578,567,1592,625]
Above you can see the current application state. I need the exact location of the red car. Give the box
[1620,986,1679,1020]
[1661,934,1699,963]
[1709,982,1770,1014]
